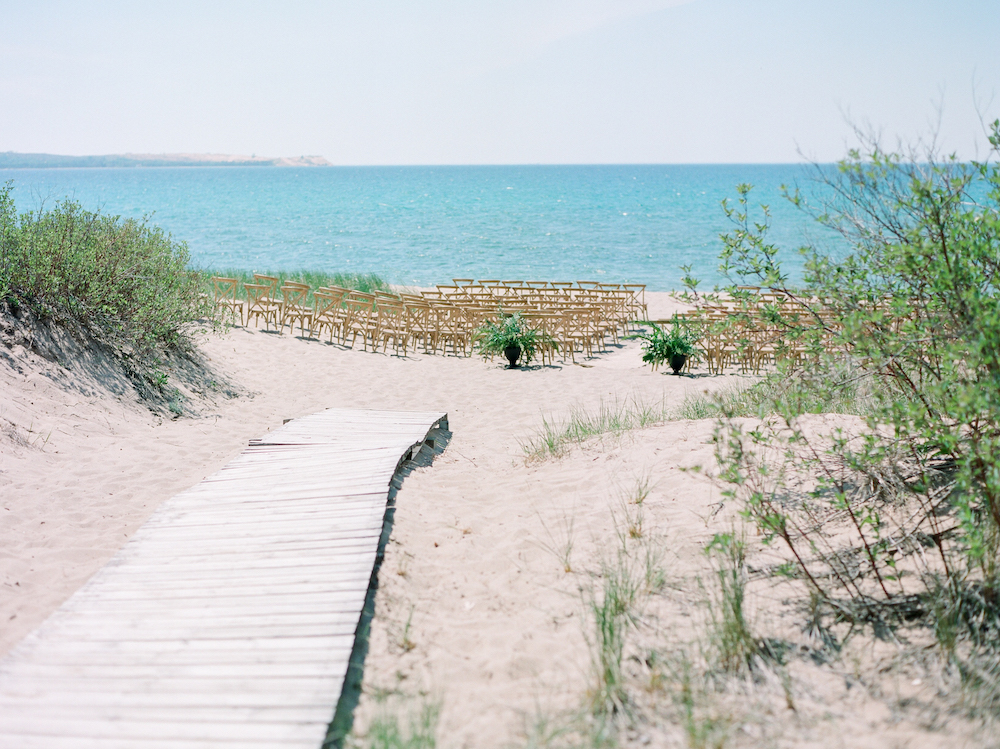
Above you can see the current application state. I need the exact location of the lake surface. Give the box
[1,164,842,291]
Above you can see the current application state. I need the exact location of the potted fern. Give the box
[474,312,554,368]
[635,316,698,374]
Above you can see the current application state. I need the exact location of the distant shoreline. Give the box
[0,152,331,169]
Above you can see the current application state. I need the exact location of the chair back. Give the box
[210,276,242,324]
[211,276,239,304]
[253,274,281,300]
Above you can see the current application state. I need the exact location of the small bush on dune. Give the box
[0,181,208,358]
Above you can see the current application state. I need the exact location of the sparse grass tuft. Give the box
[703,530,764,677]
[678,659,731,749]
[640,534,668,594]
[398,605,417,653]
[523,398,669,460]
[536,512,576,574]
[953,649,1000,719]
[586,542,643,721]
[348,696,439,749]
[588,586,629,720]
[673,360,897,422]
[615,475,653,541]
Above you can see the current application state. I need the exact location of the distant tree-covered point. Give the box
[0,152,331,168]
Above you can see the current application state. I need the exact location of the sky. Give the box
[1,0,998,164]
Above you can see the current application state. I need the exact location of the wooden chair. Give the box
[279,282,313,336]
[432,304,467,356]
[343,292,378,350]
[252,274,281,304]
[375,300,409,355]
[402,299,435,353]
[211,276,243,325]
[244,283,280,330]
[312,287,349,343]
[559,309,596,362]
[524,312,560,365]
[622,284,647,322]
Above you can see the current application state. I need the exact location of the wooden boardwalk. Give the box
[0,408,448,748]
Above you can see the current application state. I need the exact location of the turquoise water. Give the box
[1,164,841,291]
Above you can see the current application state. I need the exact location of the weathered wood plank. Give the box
[0,715,329,741]
[0,737,321,749]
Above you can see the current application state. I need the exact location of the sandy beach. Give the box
[0,290,987,748]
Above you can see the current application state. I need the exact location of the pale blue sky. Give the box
[1,0,997,163]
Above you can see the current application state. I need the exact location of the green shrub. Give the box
[0,181,207,356]
[674,361,896,421]
[693,120,1000,663]
[349,698,439,749]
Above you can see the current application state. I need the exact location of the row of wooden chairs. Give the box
[210,276,643,362]
[442,279,647,326]
[665,291,845,375]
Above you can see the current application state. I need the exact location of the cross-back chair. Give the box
[244,283,281,330]
[279,282,312,336]
[211,276,243,325]
[312,287,348,343]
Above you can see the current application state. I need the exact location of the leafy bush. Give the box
[0,182,207,356]
[692,120,1000,688]
[674,360,895,420]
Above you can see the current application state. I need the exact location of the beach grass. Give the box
[349,696,439,749]
[674,363,892,421]
[195,268,389,306]
[522,397,669,460]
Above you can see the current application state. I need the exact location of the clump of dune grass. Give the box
[196,268,389,307]
[523,397,669,460]
[536,511,576,574]
[346,695,439,749]
[702,530,771,677]
[674,359,896,421]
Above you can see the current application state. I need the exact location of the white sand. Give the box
[0,291,984,747]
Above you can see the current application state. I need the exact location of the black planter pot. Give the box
[503,344,522,368]
[669,353,688,374]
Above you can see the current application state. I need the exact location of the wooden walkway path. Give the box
[0,408,448,748]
